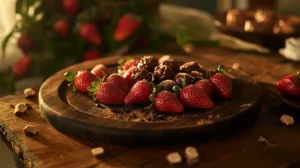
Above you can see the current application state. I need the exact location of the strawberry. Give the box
[91,64,109,79]
[82,51,100,62]
[80,23,102,45]
[64,70,96,93]
[63,0,78,17]
[123,59,138,70]
[114,14,142,42]
[179,85,213,109]
[54,19,69,37]
[195,79,213,97]
[124,80,153,105]
[210,65,232,99]
[89,81,126,105]
[107,74,130,93]
[276,72,300,97]
[122,66,137,86]
[17,34,35,54]
[12,56,32,77]
[154,91,184,113]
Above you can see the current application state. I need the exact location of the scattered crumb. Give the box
[280,114,294,126]
[14,103,28,115]
[91,147,105,157]
[215,114,220,119]
[9,104,15,108]
[24,88,36,98]
[208,115,213,119]
[23,125,38,136]
[196,119,213,125]
[257,136,277,149]
[240,103,252,108]
[232,63,241,70]
[158,55,171,64]
[185,146,199,165]
[166,152,182,164]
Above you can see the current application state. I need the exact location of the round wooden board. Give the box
[39,54,262,144]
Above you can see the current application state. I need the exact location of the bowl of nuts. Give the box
[215,9,300,51]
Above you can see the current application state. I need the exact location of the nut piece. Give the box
[166,152,182,164]
[280,114,294,126]
[91,147,105,157]
[24,88,36,98]
[232,63,240,70]
[185,146,199,165]
[23,125,38,136]
[14,103,28,115]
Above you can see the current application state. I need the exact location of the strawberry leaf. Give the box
[296,71,300,86]
[149,94,156,102]
[118,59,125,65]
[182,76,187,88]
[217,65,225,74]
[91,81,98,88]
[172,85,182,95]
[88,87,97,92]
[126,57,133,62]
[64,72,76,82]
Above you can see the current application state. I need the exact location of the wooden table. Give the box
[1,47,300,168]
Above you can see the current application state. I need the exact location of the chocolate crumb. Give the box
[9,104,15,108]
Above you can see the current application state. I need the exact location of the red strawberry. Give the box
[114,14,142,41]
[195,79,213,97]
[123,59,138,70]
[80,23,102,45]
[17,34,35,54]
[82,51,100,62]
[94,82,126,105]
[63,0,78,17]
[107,74,130,93]
[155,91,184,113]
[179,85,213,109]
[210,73,232,99]
[122,66,137,86]
[12,56,32,77]
[91,64,109,79]
[124,80,153,105]
[54,19,69,37]
[64,70,96,93]
[276,72,300,97]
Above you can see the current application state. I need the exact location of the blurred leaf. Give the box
[1,30,16,58]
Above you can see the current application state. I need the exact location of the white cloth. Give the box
[279,37,300,61]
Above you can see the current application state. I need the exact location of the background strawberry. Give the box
[17,34,35,54]
[80,23,102,45]
[114,14,142,42]
[12,56,32,78]
[124,80,152,105]
[64,70,96,93]
[63,0,78,17]
[179,85,213,109]
[155,91,184,113]
[54,19,69,37]
[123,59,138,70]
[107,74,130,93]
[195,79,213,97]
[89,81,126,104]
[91,64,109,79]
[123,66,137,86]
[276,72,300,97]
[210,73,232,99]
[82,51,100,62]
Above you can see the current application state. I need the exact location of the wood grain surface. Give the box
[38,55,262,144]
[1,47,300,168]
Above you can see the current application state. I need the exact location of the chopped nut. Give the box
[166,152,182,164]
[232,63,240,70]
[24,88,35,98]
[185,146,199,165]
[280,114,294,126]
[14,103,28,115]
[91,147,105,157]
[23,125,38,136]
[257,136,267,143]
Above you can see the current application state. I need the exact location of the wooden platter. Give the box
[39,54,262,144]
[269,85,300,110]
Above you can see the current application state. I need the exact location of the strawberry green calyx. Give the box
[88,78,103,98]
[216,65,225,74]
[64,72,77,91]
[182,76,187,88]
[118,57,134,71]
[296,71,300,86]
[172,85,182,95]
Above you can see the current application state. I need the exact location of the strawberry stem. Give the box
[296,71,300,86]
[144,104,154,111]
[182,76,187,88]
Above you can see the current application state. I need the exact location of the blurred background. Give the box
[1,0,300,167]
